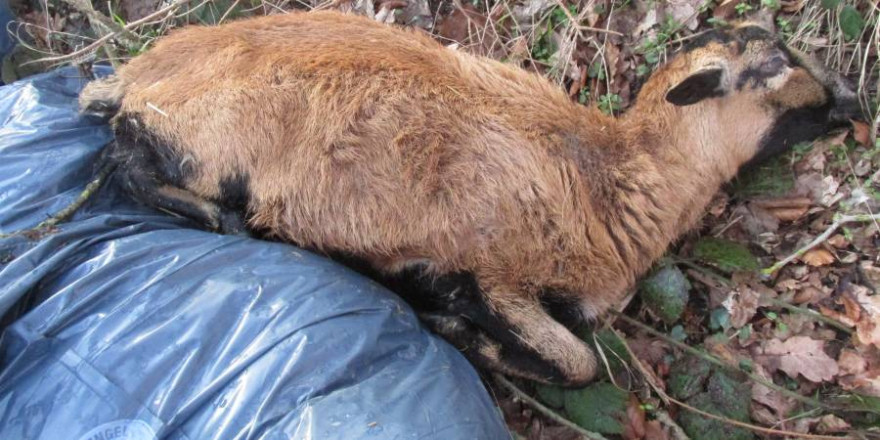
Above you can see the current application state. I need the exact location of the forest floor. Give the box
[4,0,880,438]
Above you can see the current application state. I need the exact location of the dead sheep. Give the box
[79,11,860,385]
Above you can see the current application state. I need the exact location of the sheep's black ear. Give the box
[665,68,725,106]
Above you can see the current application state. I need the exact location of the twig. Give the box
[218,0,242,24]
[60,0,140,49]
[609,328,691,440]
[762,213,880,276]
[664,394,851,440]
[761,296,853,334]
[609,328,667,405]
[610,311,853,414]
[611,319,856,439]
[492,374,610,440]
[672,258,733,287]
[0,163,116,239]
[23,0,196,67]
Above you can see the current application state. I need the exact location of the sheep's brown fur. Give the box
[81,11,859,385]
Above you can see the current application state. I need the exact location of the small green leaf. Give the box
[669,325,688,342]
[709,307,730,331]
[693,237,759,273]
[839,6,865,41]
[563,382,629,434]
[737,324,752,344]
[640,265,691,324]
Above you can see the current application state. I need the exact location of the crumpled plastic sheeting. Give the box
[0,68,509,440]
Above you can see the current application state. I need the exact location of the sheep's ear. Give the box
[665,68,725,106]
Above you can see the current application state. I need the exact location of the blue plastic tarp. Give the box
[0,68,510,440]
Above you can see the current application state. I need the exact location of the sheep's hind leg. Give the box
[110,115,246,234]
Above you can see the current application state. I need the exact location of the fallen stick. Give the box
[492,374,609,440]
[23,0,197,67]
[762,213,880,276]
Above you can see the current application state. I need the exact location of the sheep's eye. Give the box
[759,54,788,75]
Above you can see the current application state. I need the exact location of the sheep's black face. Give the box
[727,25,861,166]
[660,20,861,169]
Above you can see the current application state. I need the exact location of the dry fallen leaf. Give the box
[723,287,761,328]
[826,234,848,248]
[849,284,880,349]
[643,420,670,440]
[792,285,830,305]
[623,395,646,440]
[801,248,835,267]
[751,364,798,421]
[713,0,744,19]
[758,336,839,383]
[752,197,812,222]
[838,349,867,375]
[852,120,871,146]
[781,0,805,12]
[663,0,703,30]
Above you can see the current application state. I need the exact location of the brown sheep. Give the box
[79,11,860,386]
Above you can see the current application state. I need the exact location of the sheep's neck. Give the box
[574,106,738,280]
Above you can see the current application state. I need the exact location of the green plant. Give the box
[639,17,681,66]
[761,0,780,10]
[578,87,590,104]
[776,17,793,37]
[707,17,728,28]
[531,4,578,64]
[790,141,814,161]
[735,2,754,15]
[598,93,622,114]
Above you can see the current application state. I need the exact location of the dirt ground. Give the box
[4,0,880,438]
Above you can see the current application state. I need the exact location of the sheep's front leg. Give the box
[463,291,598,386]
[416,285,598,386]
[376,266,596,385]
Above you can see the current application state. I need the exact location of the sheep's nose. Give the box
[829,95,863,124]
[828,77,862,123]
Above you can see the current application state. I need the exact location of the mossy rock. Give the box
[639,265,691,324]
[668,357,713,400]
[563,382,629,434]
[693,237,759,273]
[679,375,753,440]
[670,362,754,440]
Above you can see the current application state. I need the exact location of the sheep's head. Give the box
[640,19,861,172]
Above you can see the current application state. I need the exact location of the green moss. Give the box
[668,357,713,400]
[669,360,754,440]
[731,156,794,197]
[693,237,759,273]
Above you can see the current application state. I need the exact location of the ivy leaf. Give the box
[839,6,865,41]
[640,265,691,324]
[564,382,629,434]
[535,384,566,409]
